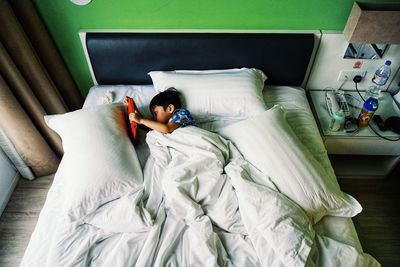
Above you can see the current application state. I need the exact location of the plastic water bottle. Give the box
[368,60,391,99]
[365,85,380,99]
[358,97,379,127]
[372,60,391,86]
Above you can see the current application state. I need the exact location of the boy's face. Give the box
[152,105,174,123]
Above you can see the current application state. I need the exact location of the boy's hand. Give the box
[123,96,129,105]
[129,111,142,124]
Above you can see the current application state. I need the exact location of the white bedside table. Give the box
[309,90,400,178]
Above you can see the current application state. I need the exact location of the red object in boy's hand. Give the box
[126,96,138,145]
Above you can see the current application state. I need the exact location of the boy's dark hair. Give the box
[149,87,182,111]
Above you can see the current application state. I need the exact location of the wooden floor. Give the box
[0,174,54,267]
[0,172,399,267]
[338,175,400,267]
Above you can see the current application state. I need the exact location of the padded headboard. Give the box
[84,32,316,86]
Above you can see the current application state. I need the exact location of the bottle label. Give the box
[372,74,387,86]
[358,109,374,126]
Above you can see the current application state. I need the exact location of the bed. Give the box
[21,32,379,267]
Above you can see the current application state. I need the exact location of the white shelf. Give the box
[308,89,400,178]
[309,90,400,138]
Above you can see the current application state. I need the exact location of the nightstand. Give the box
[308,90,400,178]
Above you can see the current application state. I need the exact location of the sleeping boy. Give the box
[128,88,195,134]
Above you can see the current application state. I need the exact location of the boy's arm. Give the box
[130,112,180,133]
[139,119,180,134]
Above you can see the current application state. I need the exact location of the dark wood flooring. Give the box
[0,171,399,267]
[338,171,400,267]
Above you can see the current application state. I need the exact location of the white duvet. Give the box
[21,126,379,267]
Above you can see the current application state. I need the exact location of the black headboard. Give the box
[85,32,315,86]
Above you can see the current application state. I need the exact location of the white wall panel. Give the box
[307,32,400,91]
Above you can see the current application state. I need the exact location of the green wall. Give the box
[32,0,398,96]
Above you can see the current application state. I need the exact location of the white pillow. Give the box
[83,84,157,119]
[219,105,362,224]
[83,85,157,168]
[45,104,143,221]
[148,68,267,122]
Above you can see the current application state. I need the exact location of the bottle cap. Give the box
[364,97,379,110]
[385,60,391,66]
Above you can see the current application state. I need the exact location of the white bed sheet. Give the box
[22,124,376,266]
[21,85,370,266]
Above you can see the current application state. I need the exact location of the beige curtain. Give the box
[0,0,83,177]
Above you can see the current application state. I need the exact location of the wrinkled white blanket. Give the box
[21,126,379,267]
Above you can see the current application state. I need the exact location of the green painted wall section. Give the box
[32,0,399,96]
